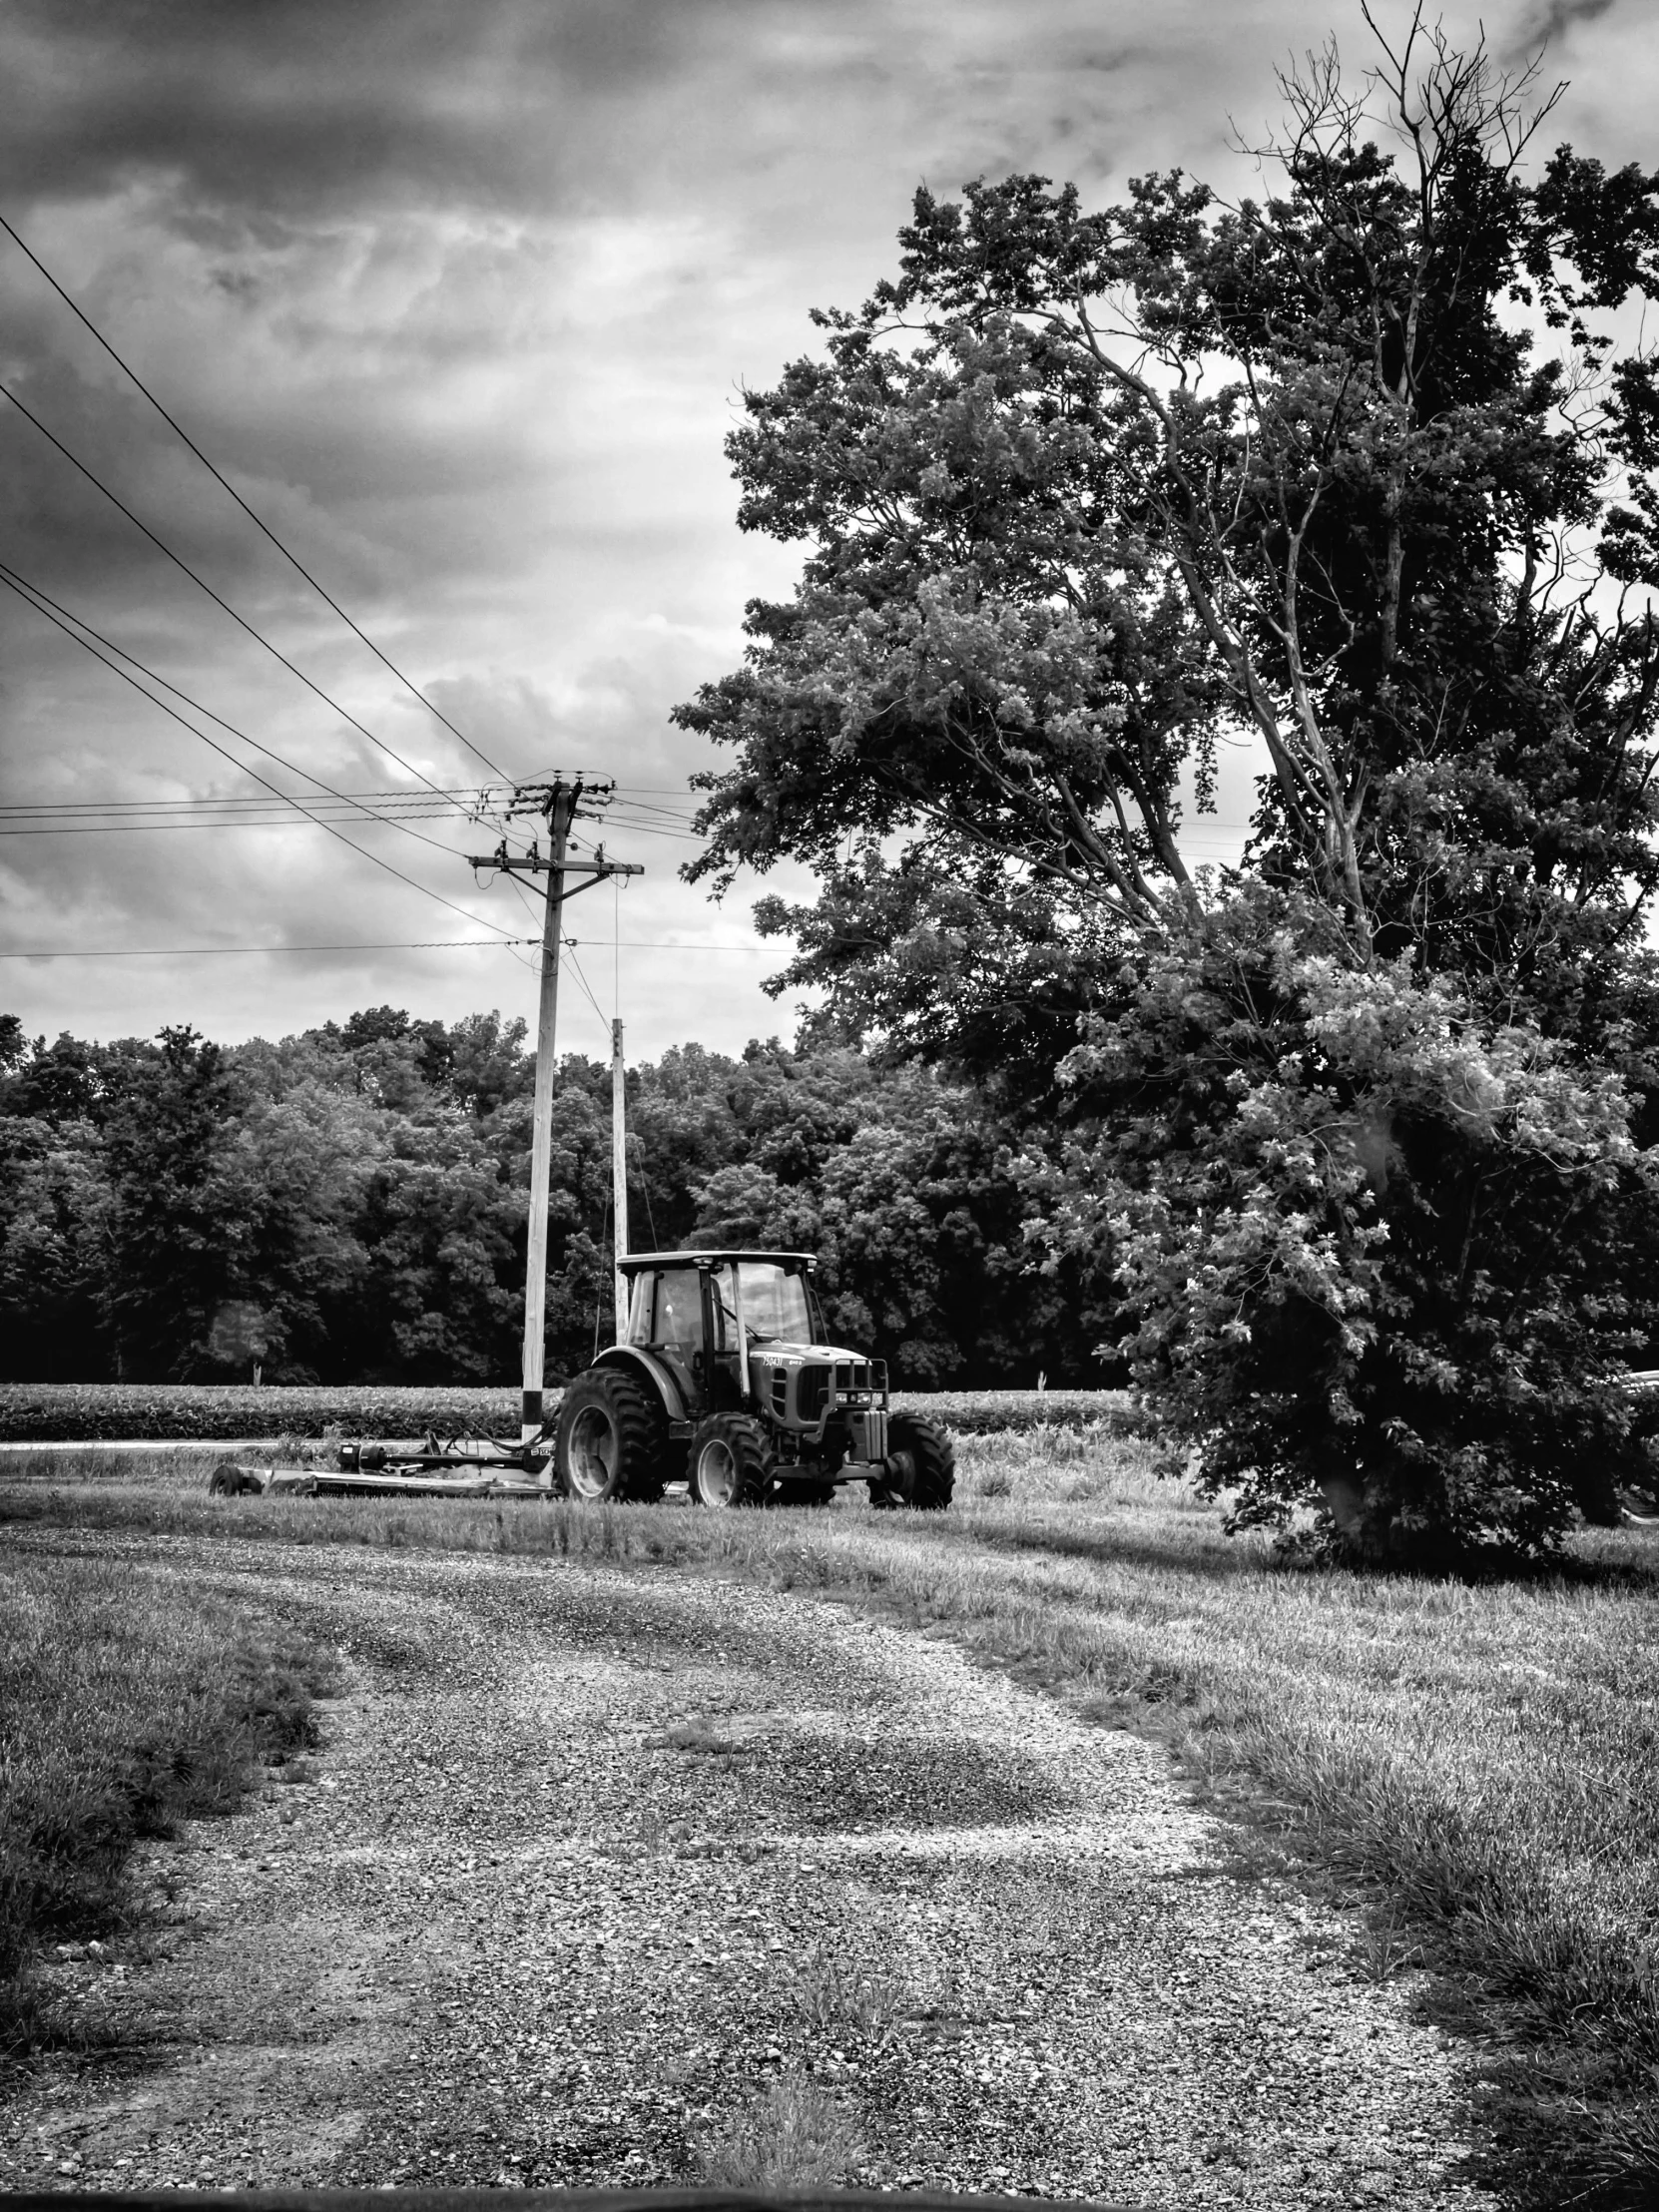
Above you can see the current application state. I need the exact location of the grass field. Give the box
[0,1547,338,2052]
[3,1428,1655,2205]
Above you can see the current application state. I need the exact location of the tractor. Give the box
[553,1248,953,1510]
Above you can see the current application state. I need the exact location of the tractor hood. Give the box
[741,1344,888,1441]
[750,1341,863,1367]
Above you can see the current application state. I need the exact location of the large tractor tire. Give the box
[556,1367,670,1503]
[687,1412,775,1508]
[869,1412,954,1511]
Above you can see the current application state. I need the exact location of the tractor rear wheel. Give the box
[687,1412,774,1508]
[869,1412,954,1511]
[556,1368,670,1503]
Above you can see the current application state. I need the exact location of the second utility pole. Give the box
[468,776,641,1460]
[612,1016,630,1340]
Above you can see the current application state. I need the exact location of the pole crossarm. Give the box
[465,848,644,879]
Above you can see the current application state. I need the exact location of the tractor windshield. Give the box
[714,1262,814,1346]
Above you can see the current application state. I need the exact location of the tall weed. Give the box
[692,2073,863,2189]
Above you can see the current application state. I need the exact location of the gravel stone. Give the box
[0,1532,1493,2207]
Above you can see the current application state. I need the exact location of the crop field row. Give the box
[0,1382,1136,1443]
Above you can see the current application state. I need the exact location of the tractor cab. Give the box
[619,1249,824,1413]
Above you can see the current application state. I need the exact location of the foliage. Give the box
[0,1013,1099,1391]
[0,1382,1133,1442]
[888,1388,1137,1435]
[689,1055,1115,1383]
[680,18,1659,1023]
[672,10,1659,1560]
[1047,890,1656,1562]
[99,1026,269,1379]
[0,1382,532,1443]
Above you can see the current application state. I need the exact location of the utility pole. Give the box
[612,1017,630,1341]
[468,777,642,1462]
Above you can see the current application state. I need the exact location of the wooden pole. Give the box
[465,779,639,1470]
[521,782,574,1447]
[611,1016,630,1341]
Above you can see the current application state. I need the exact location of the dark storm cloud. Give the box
[0,0,740,218]
[0,0,1168,266]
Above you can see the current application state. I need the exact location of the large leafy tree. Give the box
[676,10,1659,1560]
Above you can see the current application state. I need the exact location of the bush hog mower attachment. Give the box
[209,1434,550,1500]
[327,1432,549,1496]
[553,1248,954,1510]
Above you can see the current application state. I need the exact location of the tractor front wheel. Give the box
[556,1368,669,1503]
[869,1412,954,1511]
[687,1412,774,1508]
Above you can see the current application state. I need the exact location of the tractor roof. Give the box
[616,1250,815,1273]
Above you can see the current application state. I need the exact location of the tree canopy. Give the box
[682,10,1659,998]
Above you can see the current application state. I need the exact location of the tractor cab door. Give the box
[634,1265,709,1413]
[701,1264,747,1410]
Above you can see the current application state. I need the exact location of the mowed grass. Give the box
[0,1545,337,2050]
[3,1429,1656,2201]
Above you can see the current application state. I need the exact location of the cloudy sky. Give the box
[0,0,1651,1063]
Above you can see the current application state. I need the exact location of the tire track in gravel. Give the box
[0,1536,1492,2209]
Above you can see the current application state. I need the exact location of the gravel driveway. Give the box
[0,1535,1490,2207]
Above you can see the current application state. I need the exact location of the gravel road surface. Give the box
[0,1535,1490,2207]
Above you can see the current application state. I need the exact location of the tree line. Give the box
[0,1006,1109,1390]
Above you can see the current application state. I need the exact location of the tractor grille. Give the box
[798,1366,830,1422]
[794,1361,878,1424]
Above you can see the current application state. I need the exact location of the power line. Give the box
[562,941,609,1026]
[0,939,537,960]
[583,818,705,844]
[1,785,507,811]
[0,208,511,784]
[0,818,488,837]
[0,559,508,863]
[2,937,775,959]
[0,784,517,836]
[0,372,469,806]
[568,939,771,951]
[608,797,700,821]
[0,566,528,951]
